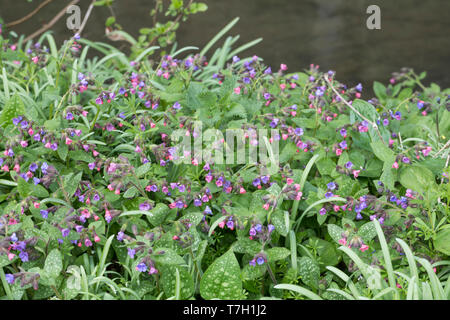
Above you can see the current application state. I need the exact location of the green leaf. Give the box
[58,143,68,161]
[232,237,262,255]
[63,171,82,199]
[43,249,63,283]
[161,266,194,299]
[399,164,436,193]
[298,256,320,289]
[373,81,387,101]
[0,94,25,128]
[266,247,290,262]
[135,163,152,177]
[147,203,170,226]
[17,177,32,198]
[151,248,185,265]
[327,224,344,244]
[274,283,322,300]
[358,222,377,243]
[434,228,450,256]
[200,249,243,300]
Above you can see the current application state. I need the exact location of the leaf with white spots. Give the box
[358,221,377,243]
[151,248,185,265]
[327,224,345,244]
[298,256,320,290]
[200,249,243,300]
[43,249,63,279]
[161,266,194,299]
[266,247,290,262]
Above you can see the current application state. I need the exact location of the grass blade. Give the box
[200,17,240,58]
[274,284,322,300]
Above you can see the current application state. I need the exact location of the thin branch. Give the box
[21,0,80,44]
[433,139,450,158]
[324,75,386,145]
[5,0,55,28]
[77,0,96,36]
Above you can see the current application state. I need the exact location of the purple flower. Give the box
[345,161,353,169]
[325,192,334,199]
[249,228,257,236]
[88,162,95,170]
[136,263,147,272]
[294,128,304,136]
[268,224,275,233]
[193,198,202,207]
[356,212,363,220]
[256,257,265,265]
[139,202,151,211]
[340,128,347,137]
[226,220,234,229]
[29,163,38,172]
[232,56,240,63]
[382,119,389,126]
[127,248,136,259]
[249,259,256,266]
[11,233,18,242]
[41,162,49,173]
[5,274,14,284]
[319,208,327,215]
[327,182,336,190]
[19,251,29,262]
[356,83,363,92]
[33,177,40,185]
[117,231,124,241]
[402,157,410,164]
[255,224,262,233]
[75,225,84,233]
[261,176,270,184]
[417,101,424,109]
[173,102,181,110]
[204,206,212,215]
[252,178,261,187]
[62,228,70,237]
[339,141,347,149]
[40,210,48,219]
[175,200,184,209]
[66,112,74,120]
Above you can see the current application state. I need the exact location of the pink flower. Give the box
[392,161,399,169]
[94,235,101,243]
[114,189,120,195]
[8,253,15,261]
[234,87,241,94]
[360,244,369,252]
[280,83,286,90]
[13,163,20,172]
[239,187,246,194]
[20,141,28,147]
[263,203,270,210]
[218,221,226,229]
[338,238,347,246]
[31,56,38,64]
[135,145,142,153]
[33,202,40,209]
[280,64,287,71]
[93,150,99,157]
[353,170,360,178]
[336,148,342,156]
[65,137,72,145]
[422,147,432,157]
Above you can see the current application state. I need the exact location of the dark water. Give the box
[1,0,449,91]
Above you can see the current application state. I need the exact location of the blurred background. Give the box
[1,0,449,92]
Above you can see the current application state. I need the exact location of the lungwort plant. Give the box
[0,16,449,300]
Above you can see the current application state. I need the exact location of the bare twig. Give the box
[433,139,450,158]
[77,0,96,36]
[21,0,80,44]
[324,75,386,145]
[5,0,55,28]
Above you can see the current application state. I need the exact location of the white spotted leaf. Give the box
[200,249,243,300]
